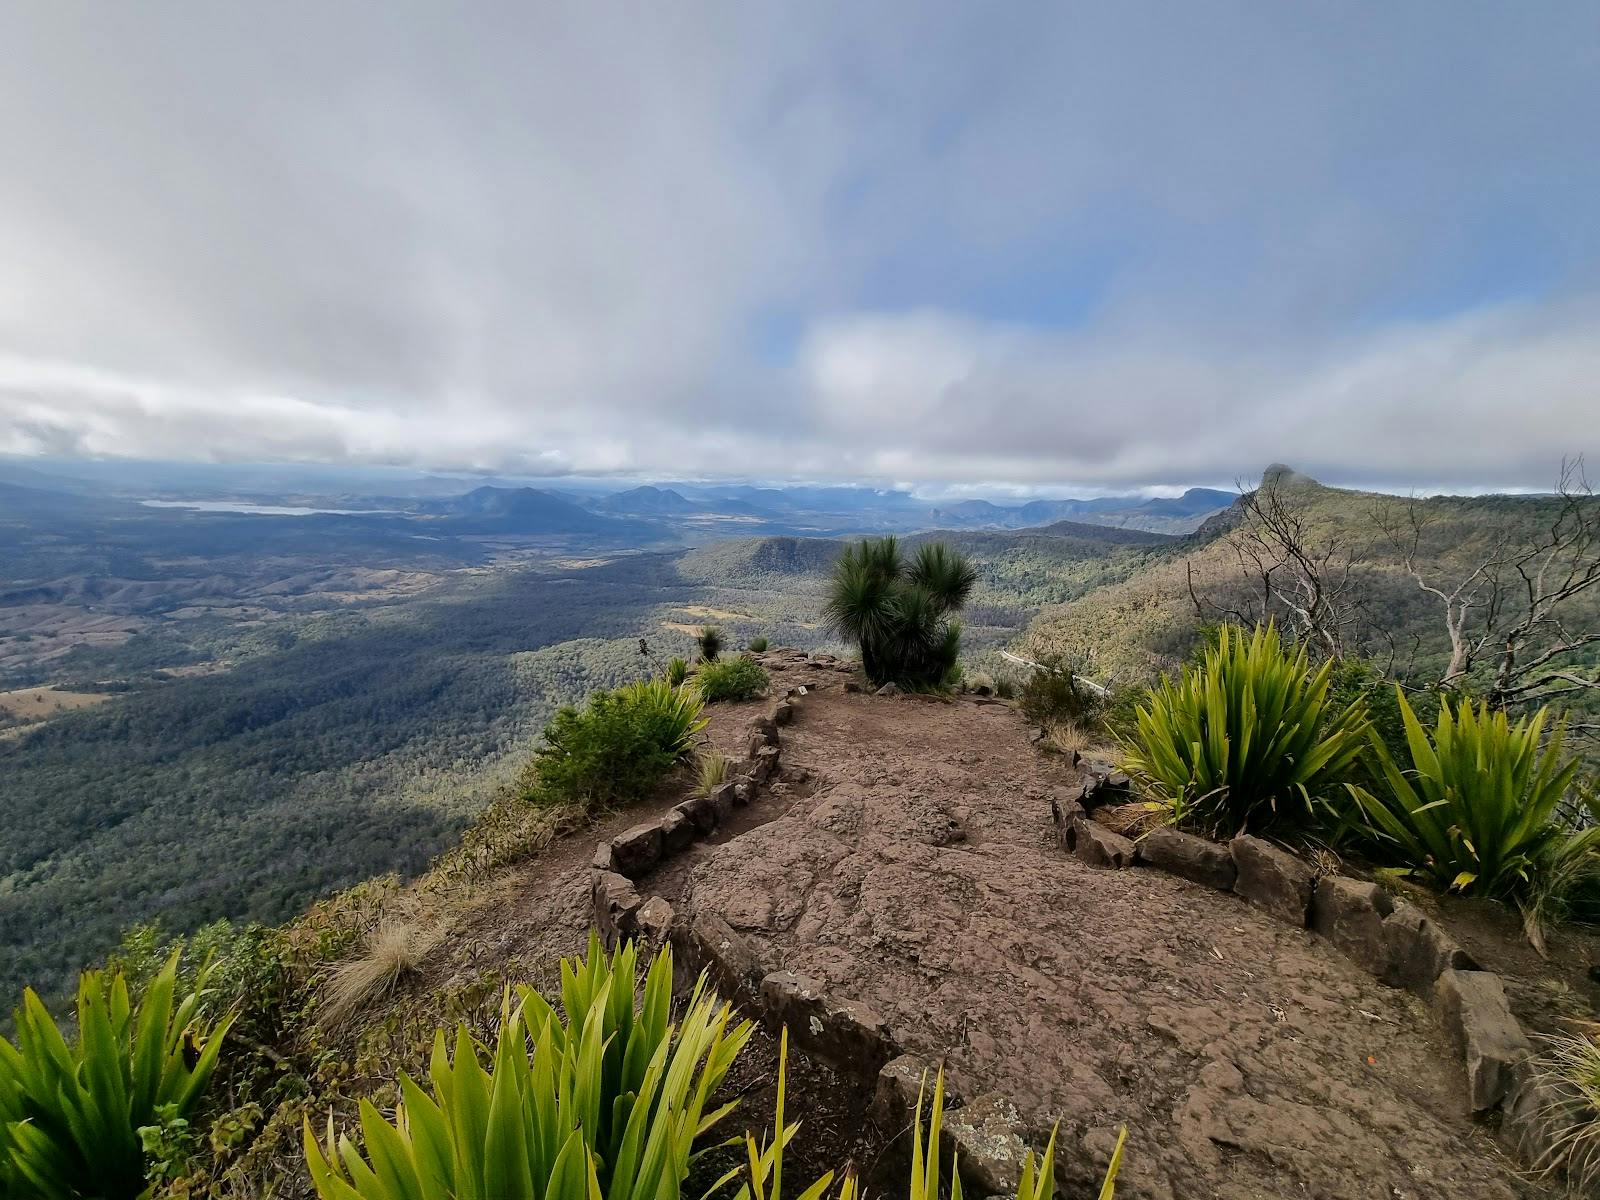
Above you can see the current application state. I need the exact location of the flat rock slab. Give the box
[1067,816,1137,869]
[679,691,1538,1200]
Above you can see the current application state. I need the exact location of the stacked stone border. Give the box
[1053,765,1587,1182]
[584,655,1052,1192]
[586,659,902,1078]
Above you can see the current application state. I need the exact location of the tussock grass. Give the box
[1535,1025,1600,1190]
[321,919,442,1027]
[693,748,729,797]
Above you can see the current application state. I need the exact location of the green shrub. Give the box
[696,626,723,662]
[1351,692,1583,905]
[747,636,769,653]
[532,678,706,810]
[1018,654,1104,729]
[665,655,690,687]
[305,935,752,1200]
[824,538,976,690]
[693,748,728,797]
[0,954,233,1199]
[1119,623,1370,836]
[693,654,769,703]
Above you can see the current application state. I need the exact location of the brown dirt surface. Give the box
[675,676,1561,1200]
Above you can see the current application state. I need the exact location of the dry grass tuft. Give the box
[321,919,443,1027]
[1535,1024,1600,1190]
[693,748,729,797]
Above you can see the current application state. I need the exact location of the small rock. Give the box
[1380,901,1478,996]
[1066,816,1137,869]
[871,1054,936,1133]
[611,821,664,878]
[591,840,617,872]
[746,715,780,746]
[635,896,675,942]
[708,781,738,821]
[673,794,718,834]
[749,744,781,783]
[1050,791,1087,828]
[844,680,864,693]
[1309,875,1393,971]
[672,915,764,1004]
[876,682,901,696]
[1433,969,1531,1112]
[1229,835,1314,926]
[592,871,643,945]
[771,700,795,726]
[733,780,757,805]
[1141,827,1236,890]
[942,1094,1033,1196]
[760,971,894,1073]
[658,809,696,856]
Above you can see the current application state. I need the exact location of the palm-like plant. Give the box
[1351,691,1582,902]
[696,627,723,663]
[0,954,233,1199]
[305,935,753,1200]
[824,538,976,689]
[1119,623,1370,835]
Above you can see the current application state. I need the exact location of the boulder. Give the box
[942,1094,1034,1197]
[611,821,664,878]
[1050,789,1087,829]
[1433,969,1531,1112]
[658,809,696,856]
[1141,827,1236,890]
[760,971,894,1073]
[771,700,795,726]
[733,780,757,806]
[1379,902,1477,996]
[1229,836,1314,926]
[1066,816,1137,869]
[746,715,780,746]
[591,840,617,872]
[635,896,675,943]
[672,914,764,1004]
[1308,876,1393,972]
[592,871,643,945]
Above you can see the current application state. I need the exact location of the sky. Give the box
[0,3,1597,492]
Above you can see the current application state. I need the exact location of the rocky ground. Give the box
[649,652,1571,1200]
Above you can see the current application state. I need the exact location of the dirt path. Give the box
[674,683,1553,1200]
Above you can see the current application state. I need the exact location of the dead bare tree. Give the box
[1375,458,1600,725]
[1198,470,1365,659]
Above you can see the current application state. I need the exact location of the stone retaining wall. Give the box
[586,671,900,1081]
[1054,765,1587,1182]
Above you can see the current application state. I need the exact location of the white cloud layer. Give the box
[1,3,1597,489]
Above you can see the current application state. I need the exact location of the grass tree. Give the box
[824,537,977,689]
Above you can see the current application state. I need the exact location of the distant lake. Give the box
[141,500,399,516]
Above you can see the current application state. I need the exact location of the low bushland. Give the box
[693,654,769,703]
[527,678,707,811]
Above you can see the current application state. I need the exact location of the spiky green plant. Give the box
[305,934,753,1200]
[1351,691,1582,902]
[0,953,233,1199]
[747,637,770,654]
[696,627,724,663]
[694,655,769,703]
[533,678,707,810]
[824,538,976,689]
[665,656,690,687]
[1118,624,1370,836]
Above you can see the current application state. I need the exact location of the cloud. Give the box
[0,3,1597,489]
